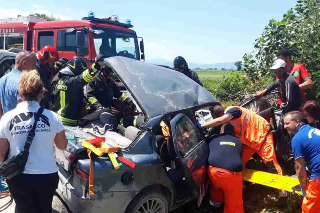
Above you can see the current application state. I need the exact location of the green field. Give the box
[195,70,243,78]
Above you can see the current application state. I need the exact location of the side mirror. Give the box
[76,31,86,55]
[140,40,144,54]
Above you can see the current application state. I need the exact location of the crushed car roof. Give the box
[105,56,219,118]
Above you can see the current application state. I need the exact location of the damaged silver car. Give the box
[55,56,220,213]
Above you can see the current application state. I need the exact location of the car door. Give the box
[170,113,209,206]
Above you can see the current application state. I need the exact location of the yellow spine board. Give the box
[242,169,302,195]
[108,153,120,170]
[82,140,104,157]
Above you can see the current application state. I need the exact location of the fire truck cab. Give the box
[0,13,145,64]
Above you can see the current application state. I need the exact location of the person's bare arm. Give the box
[295,158,308,191]
[255,89,267,97]
[0,138,9,163]
[0,100,3,120]
[201,114,233,129]
[299,79,313,90]
[54,130,68,150]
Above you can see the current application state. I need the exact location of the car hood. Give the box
[105,56,219,119]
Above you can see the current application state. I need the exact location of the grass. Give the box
[195,70,244,78]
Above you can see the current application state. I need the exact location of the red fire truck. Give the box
[0,13,145,64]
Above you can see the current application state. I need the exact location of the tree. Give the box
[221,68,226,71]
[30,13,59,21]
[243,0,320,100]
[234,61,242,71]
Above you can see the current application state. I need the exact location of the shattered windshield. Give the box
[93,29,139,60]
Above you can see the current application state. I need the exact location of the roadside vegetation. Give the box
[196,70,273,106]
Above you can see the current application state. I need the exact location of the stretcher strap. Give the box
[87,150,94,196]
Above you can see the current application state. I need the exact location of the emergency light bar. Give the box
[82,15,133,28]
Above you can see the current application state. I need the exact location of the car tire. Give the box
[125,189,168,213]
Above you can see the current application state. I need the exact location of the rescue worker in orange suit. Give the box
[207,123,243,213]
[37,45,59,109]
[284,111,320,213]
[201,105,283,176]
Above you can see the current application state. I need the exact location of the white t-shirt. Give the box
[0,101,64,174]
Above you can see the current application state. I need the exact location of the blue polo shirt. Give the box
[291,124,320,180]
[0,69,21,114]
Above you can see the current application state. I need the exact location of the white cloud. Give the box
[0,7,72,21]
[32,4,45,9]
[0,7,29,19]
[65,7,72,12]
[34,10,72,20]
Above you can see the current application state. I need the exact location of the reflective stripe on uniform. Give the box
[58,110,77,126]
[60,91,66,108]
[88,96,98,105]
[82,69,94,83]
[118,93,128,102]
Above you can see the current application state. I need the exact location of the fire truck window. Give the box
[0,34,24,50]
[175,116,201,156]
[38,31,54,50]
[66,33,76,51]
[57,31,88,55]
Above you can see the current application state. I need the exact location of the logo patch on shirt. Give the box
[9,112,50,131]
[291,71,300,77]
[308,129,320,139]
[220,142,236,146]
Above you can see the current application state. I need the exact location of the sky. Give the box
[0,0,298,64]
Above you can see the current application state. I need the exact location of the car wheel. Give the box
[125,189,168,213]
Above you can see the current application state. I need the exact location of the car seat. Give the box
[125,126,140,141]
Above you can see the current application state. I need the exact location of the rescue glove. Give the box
[90,54,108,73]
[54,57,69,71]
[125,98,136,112]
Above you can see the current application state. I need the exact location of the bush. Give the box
[202,72,273,105]
[243,0,320,102]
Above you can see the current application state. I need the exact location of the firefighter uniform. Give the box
[85,70,138,127]
[85,72,129,110]
[53,58,101,126]
[225,106,283,176]
[36,60,54,109]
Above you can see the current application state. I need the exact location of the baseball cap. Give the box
[269,59,286,70]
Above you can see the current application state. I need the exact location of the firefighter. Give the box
[201,105,283,176]
[173,56,203,86]
[84,65,138,127]
[53,55,105,126]
[37,45,59,109]
[207,123,243,213]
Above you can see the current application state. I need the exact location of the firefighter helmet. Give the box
[38,45,59,63]
[173,56,188,71]
[67,57,88,76]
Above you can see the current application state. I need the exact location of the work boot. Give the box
[276,191,288,207]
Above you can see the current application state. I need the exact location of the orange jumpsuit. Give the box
[225,106,283,176]
[208,166,243,213]
[302,177,320,213]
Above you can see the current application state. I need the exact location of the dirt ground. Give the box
[0,182,303,213]
[0,194,69,213]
